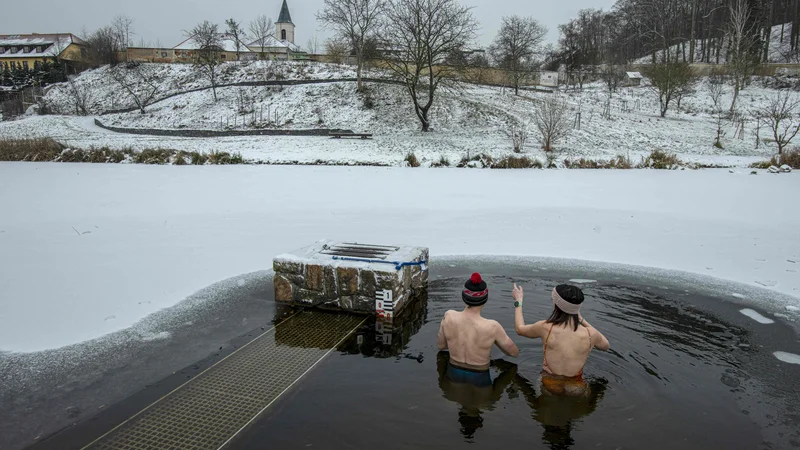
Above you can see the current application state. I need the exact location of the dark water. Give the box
[234,272,800,450]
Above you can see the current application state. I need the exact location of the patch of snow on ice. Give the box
[773,351,800,365]
[569,279,597,284]
[731,293,745,299]
[139,331,171,342]
[739,308,775,324]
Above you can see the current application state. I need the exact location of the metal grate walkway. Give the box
[83,311,365,450]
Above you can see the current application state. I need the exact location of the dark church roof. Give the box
[277,0,293,24]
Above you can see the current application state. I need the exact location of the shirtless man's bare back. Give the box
[437,273,518,374]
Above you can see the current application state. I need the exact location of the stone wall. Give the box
[273,242,429,316]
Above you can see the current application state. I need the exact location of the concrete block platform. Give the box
[273,241,429,316]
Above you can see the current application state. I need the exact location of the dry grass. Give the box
[208,151,245,165]
[431,155,451,167]
[0,138,244,165]
[749,150,800,169]
[641,149,682,169]
[562,154,634,169]
[458,154,494,168]
[491,155,543,169]
[404,151,420,168]
[0,138,65,161]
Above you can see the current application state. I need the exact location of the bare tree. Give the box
[225,18,245,61]
[306,35,321,54]
[111,15,135,62]
[758,92,800,155]
[317,0,385,91]
[188,21,224,102]
[726,0,759,112]
[107,63,164,114]
[641,61,696,117]
[600,65,625,95]
[85,26,121,66]
[532,95,571,151]
[61,75,95,115]
[707,69,728,148]
[382,0,478,132]
[489,16,547,95]
[325,39,350,64]
[248,15,274,60]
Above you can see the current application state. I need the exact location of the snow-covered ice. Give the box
[0,164,798,353]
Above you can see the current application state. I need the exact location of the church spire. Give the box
[277,0,293,24]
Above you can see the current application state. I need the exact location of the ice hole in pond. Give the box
[243,275,790,450]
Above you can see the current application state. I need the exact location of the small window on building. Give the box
[0,47,5,53]
[23,61,29,70]
[161,52,167,58]
[34,61,41,70]
[11,46,18,53]
[23,46,30,53]
[281,29,286,40]
[220,54,226,59]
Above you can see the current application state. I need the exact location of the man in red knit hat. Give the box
[437,272,519,385]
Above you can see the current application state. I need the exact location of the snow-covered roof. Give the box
[0,33,86,59]
[246,35,301,52]
[626,72,643,79]
[174,34,253,53]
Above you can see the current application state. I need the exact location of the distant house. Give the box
[625,71,643,86]
[172,34,256,63]
[0,33,89,74]
[127,1,307,63]
[539,71,559,87]
[246,35,304,61]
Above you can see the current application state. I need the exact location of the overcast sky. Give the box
[1,0,616,50]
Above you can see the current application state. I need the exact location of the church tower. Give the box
[275,0,295,44]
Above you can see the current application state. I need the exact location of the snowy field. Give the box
[1,79,794,167]
[2,58,798,167]
[0,163,798,353]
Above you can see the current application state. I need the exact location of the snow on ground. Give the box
[42,60,363,115]
[1,76,793,166]
[0,163,798,353]
[633,22,798,64]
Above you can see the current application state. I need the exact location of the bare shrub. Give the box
[757,92,800,154]
[108,63,164,114]
[61,76,95,115]
[507,121,528,153]
[532,95,571,151]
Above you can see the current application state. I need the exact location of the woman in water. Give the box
[511,283,610,396]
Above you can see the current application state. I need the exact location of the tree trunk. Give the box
[730,81,740,112]
[419,107,430,131]
[356,49,363,92]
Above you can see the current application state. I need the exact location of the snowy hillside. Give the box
[99,82,514,135]
[633,22,798,64]
[42,61,364,115]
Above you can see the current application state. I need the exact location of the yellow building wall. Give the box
[1,43,86,69]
